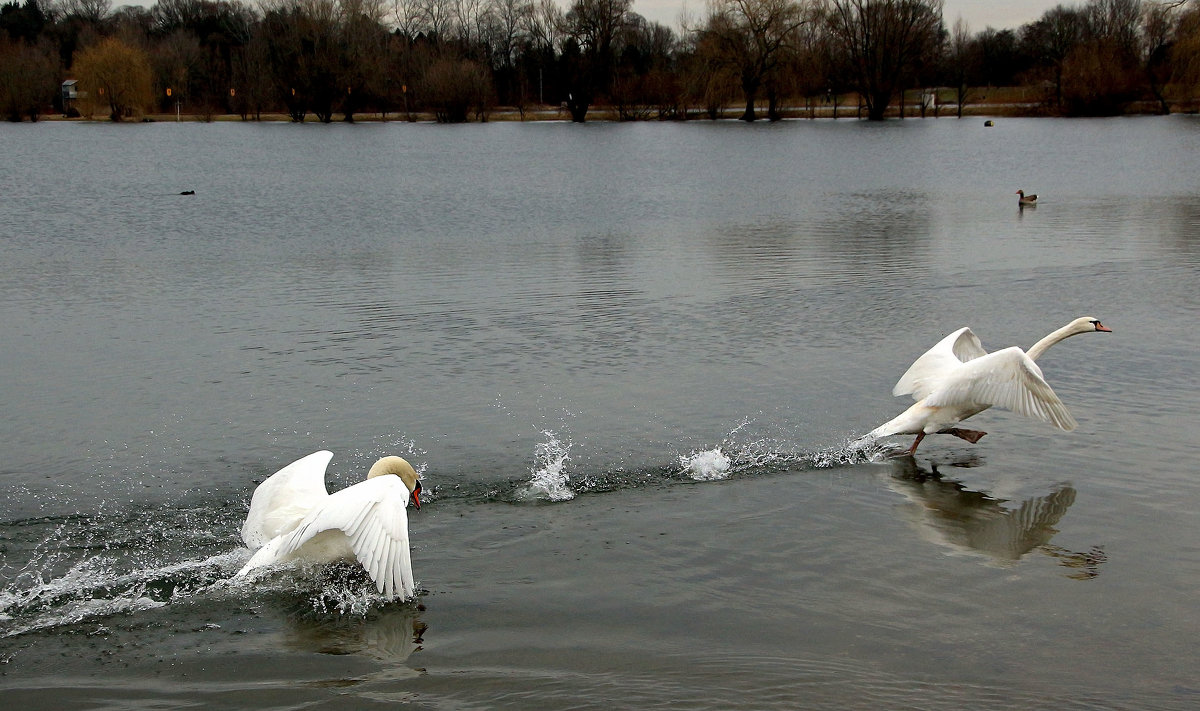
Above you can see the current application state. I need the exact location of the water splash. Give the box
[680,448,732,481]
[0,550,245,639]
[521,430,574,501]
[809,435,889,467]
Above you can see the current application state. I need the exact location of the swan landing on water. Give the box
[235,450,423,600]
[867,317,1112,456]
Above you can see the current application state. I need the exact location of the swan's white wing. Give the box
[926,347,1078,431]
[893,327,989,400]
[273,476,415,599]
[241,450,333,549]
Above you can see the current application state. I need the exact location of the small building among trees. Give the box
[61,79,78,115]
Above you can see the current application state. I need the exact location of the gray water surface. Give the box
[1,116,1199,709]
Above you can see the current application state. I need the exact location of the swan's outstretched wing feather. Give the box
[927,347,1078,431]
[241,450,333,549]
[893,327,989,400]
[272,476,415,599]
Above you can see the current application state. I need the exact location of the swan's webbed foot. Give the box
[939,427,987,444]
[890,432,925,457]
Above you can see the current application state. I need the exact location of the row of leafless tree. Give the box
[2,0,1199,122]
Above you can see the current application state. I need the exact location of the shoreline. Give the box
[31,92,1199,124]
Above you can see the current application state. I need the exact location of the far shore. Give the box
[34,88,1199,124]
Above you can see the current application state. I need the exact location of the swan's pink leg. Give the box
[939,427,987,444]
[905,432,925,455]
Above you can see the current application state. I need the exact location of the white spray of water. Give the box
[522,430,574,501]
[680,448,733,481]
[0,550,246,639]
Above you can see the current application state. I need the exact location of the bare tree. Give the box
[421,55,491,119]
[485,0,532,70]
[524,0,564,52]
[452,0,488,47]
[1085,0,1143,58]
[1020,4,1085,110]
[826,0,944,120]
[0,37,58,121]
[1142,0,1186,113]
[944,15,971,117]
[390,0,425,37]
[60,0,111,24]
[1170,1,1200,106]
[1056,0,1144,114]
[417,0,455,38]
[335,0,389,119]
[697,0,809,121]
[154,29,203,110]
[562,0,633,120]
[258,0,343,121]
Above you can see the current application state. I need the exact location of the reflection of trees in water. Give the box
[697,191,936,348]
[1166,199,1200,268]
[886,457,1106,579]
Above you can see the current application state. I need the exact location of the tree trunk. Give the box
[567,95,589,122]
[740,74,759,121]
[867,90,890,121]
[740,95,757,121]
[767,87,781,122]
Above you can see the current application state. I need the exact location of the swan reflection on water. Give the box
[280,601,428,683]
[886,457,1106,579]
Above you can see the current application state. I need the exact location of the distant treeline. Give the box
[2,0,1199,122]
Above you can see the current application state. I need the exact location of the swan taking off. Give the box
[235,450,422,599]
[868,317,1111,456]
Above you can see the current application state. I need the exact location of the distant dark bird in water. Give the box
[865,317,1112,456]
[984,120,994,127]
[180,190,195,195]
[1016,189,1037,206]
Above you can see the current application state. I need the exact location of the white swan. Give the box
[235,450,423,599]
[868,317,1111,455]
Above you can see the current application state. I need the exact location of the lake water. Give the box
[1,115,1199,709]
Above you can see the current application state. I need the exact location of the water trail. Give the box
[810,433,892,467]
[679,420,886,481]
[520,430,574,501]
[0,427,889,639]
[0,545,418,641]
[0,550,245,639]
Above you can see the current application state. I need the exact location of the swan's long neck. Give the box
[1026,324,1081,361]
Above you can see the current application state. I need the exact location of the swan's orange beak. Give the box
[1095,322,1112,333]
[411,482,422,510]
